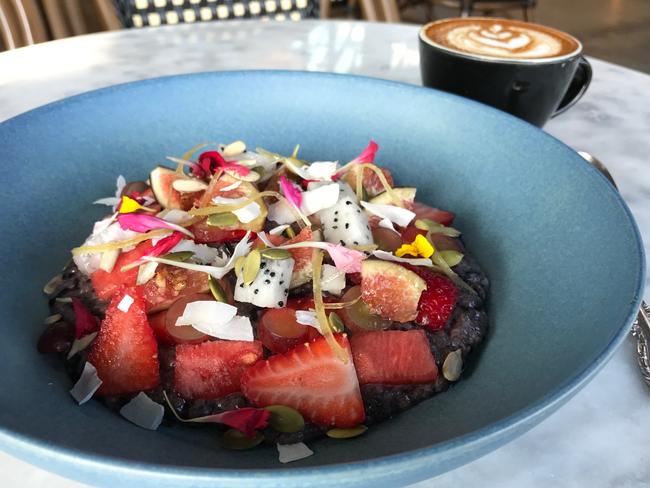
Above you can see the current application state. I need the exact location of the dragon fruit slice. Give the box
[234,257,295,308]
[316,183,373,247]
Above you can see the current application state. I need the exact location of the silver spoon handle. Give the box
[632,301,650,386]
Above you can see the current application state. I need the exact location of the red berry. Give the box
[88,287,160,396]
[350,330,438,384]
[241,335,365,428]
[404,265,459,330]
[90,242,152,301]
[174,340,263,400]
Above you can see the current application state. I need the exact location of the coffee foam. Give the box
[424,18,580,61]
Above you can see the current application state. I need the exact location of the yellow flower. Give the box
[117,195,144,214]
[395,234,435,258]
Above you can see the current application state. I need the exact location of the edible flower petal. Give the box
[277,442,314,464]
[279,175,302,210]
[72,298,99,339]
[395,234,435,258]
[197,151,252,178]
[119,392,165,430]
[117,195,144,214]
[117,213,193,237]
[144,232,184,258]
[70,362,102,405]
[323,244,364,273]
[352,140,378,164]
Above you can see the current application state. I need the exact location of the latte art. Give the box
[424,18,580,61]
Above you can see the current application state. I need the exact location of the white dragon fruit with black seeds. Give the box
[234,257,294,308]
[316,182,373,247]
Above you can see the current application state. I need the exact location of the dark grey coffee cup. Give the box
[418,19,592,127]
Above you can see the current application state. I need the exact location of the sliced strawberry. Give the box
[90,241,152,301]
[88,287,160,396]
[142,264,209,313]
[174,340,263,400]
[241,335,365,428]
[403,265,459,330]
[411,201,455,226]
[350,330,437,384]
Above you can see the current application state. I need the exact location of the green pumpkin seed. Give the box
[207,212,239,228]
[43,274,63,295]
[208,276,228,302]
[220,429,264,450]
[326,425,368,439]
[161,251,194,262]
[243,250,261,286]
[234,255,246,280]
[328,312,345,333]
[415,219,461,237]
[285,226,296,239]
[264,405,305,433]
[261,248,292,260]
[55,297,73,303]
[44,314,62,325]
[439,250,464,267]
[443,349,463,382]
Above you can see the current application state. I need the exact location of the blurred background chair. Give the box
[435,0,536,21]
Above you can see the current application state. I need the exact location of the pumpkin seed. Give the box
[443,349,463,382]
[328,312,345,333]
[260,248,292,260]
[439,250,464,267]
[243,250,261,286]
[223,140,246,157]
[55,297,73,303]
[208,276,228,303]
[43,274,63,295]
[206,212,239,228]
[220,429,264,450]
[43,314,62,325]
[172,178,208,193]
[416,218,461,237]
[161,251,194,262]
[234,255,246,280]
[264,405,305,433]
[326,425,368,439]
[285,226,296,239]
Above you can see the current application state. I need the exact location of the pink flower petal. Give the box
[279,175,303,209]
[191,407,270,438]
[71,298,99,339]
[325,244,365,273]
[144,232,183,258]
[353,140,378,164]
[197,151,251,178]
[117,213,193,237]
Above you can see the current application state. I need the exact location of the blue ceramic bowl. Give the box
[0,71,644,487]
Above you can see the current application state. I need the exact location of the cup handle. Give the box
[552,56,593,118]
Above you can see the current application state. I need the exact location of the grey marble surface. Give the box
[0,19,649,488]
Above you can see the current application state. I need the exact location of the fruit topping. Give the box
[316,183,373,247]
[257,307,320,354]
[338,285,392,333]
[174,339,263,400]
[403,264,459,330]
[241,335,365,427]
[360,260,427,322]
[350,330,438,384]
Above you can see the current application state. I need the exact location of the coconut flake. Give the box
[321,264,346,295]
[267,200,297,225]
[295,310,321,332]
[301,183,340,215]
[93,175,126,209]
[98,249,120,272]
[268,224,290,236]
[67,332,98,359]
[158,209,193,225]
[73,219,138,275]
[378,218,397,232]
[175,301,254,341]
[360,201,415,228]
[372,250,433,266]
[136,261,159,285]
[221,180,242,192]
[306,162,338,181]
[119,392,164,430]
[117,294,134,313]
[170,239,225,265]
[70,362,102,405]
[212,196,261,224]
[277,442,314,463]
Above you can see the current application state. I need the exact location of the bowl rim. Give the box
[0,69,645,486]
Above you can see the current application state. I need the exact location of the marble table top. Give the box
[1,19,649,488]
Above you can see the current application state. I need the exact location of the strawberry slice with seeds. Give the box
[174,340,263,400]
[350,330,438,384]
[88,287,160,396]
[403,265,459,330]
[241,335,365,428]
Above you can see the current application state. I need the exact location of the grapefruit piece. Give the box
[360,260,427,322]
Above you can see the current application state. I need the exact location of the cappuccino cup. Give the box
[419,18,592,127]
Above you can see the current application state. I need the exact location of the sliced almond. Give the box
[222,140,246,157]
[44,314,62,325]
[99,249,120,273]
[172,179,208,193]
[43,274,63,295]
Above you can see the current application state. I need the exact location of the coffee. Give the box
[424,18,580,61]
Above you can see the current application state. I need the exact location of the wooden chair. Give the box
[437,0,536,21]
